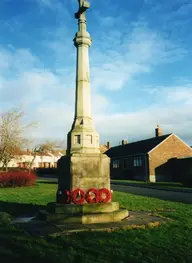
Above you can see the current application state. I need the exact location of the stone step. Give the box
[47,202,120,214]
[38,208,129,224]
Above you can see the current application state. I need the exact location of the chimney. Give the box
[155,125,163,137]
[122,140,128,145]
[107,141,110,148]
[26,148,30,153]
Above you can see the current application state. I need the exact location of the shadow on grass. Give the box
[0,203,191,262]
[0,212,130,263]
[0,224,129,263]
[0,201,46,217]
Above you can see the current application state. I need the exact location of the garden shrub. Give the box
[0,171,37,188]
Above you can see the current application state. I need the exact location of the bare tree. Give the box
[26,140,65,171]
[0,108,36,172]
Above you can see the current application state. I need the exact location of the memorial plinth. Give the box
[39,202,129,224]
[38,0,129,225]
[57,153,110,191]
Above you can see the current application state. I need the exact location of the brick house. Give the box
[106,126,192,182]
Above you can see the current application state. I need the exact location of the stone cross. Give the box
[56,0,111,208]
[75,0,90,19]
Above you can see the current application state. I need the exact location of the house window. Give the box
[74,135,81,144]
[38,162,43,168]
[133,156,142,167]
[112,160,120,168]
[45,162,50,168]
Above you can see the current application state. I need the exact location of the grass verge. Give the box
[0,182,192,263]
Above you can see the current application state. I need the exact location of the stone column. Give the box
[38,1,128,226]
[67,0,100,155]
[57,0,110,193]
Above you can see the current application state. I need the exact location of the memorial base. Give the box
[38,202,129,224]
[57,153,110,191]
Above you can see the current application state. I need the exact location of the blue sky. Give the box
[0,0,192,147]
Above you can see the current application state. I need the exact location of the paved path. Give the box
[111,181,192,193]
[38,178,192,204]
[111,184,192,204]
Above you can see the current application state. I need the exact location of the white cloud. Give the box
[1,71,59,103]
[89,21,187,92]
[0,2,191,147]
[126,26,187,64]
[0,40,191,146]
[95,103,192,145]
[0,45,113,145]
[166,88,192,105]
[0,47,40,75]
[36,0,72,20]
[145,83,192,105]
[36,0,63,10]
[37,0,53,7]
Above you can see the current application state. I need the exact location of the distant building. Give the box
[100,141,111,153]
[106,125,192,182]
[2,150,65,169]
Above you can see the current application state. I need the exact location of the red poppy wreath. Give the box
[71,188,85,204]
[85,188,100,203]
[99,188,111,203]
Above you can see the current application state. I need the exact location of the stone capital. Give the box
[73,35,92,47]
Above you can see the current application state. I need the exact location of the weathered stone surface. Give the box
[56,0,111,195]
[67,0,100,155]
[57,153,110,192]
[82,208,129,224]
[38,208,129,224]
[47,202,119,214]
[14,211,170,237]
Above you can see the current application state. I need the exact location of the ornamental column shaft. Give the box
[67,0,100,155]
[74,16,91,119]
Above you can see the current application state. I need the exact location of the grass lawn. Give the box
[0,182,192,263]
[111,179,192,191]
